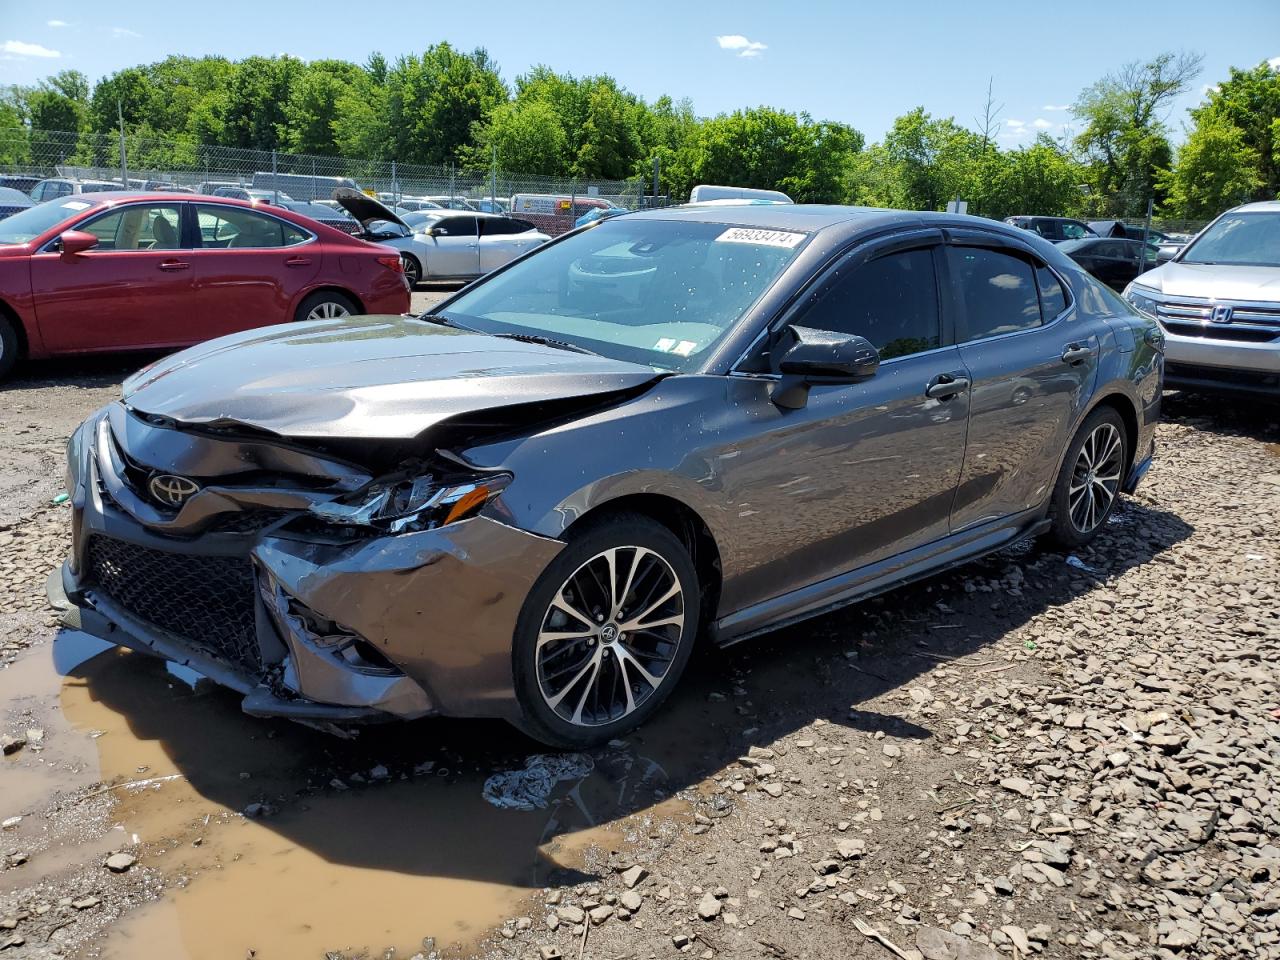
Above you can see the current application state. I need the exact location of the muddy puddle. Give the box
[1,631,746,959]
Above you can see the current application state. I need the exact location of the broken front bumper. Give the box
[53,406,563,724]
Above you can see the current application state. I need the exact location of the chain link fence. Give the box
[0,130,668,236]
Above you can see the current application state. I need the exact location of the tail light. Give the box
[376,255,403,274]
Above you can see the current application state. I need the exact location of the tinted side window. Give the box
[511,218,536,233]
[796,247,941,360]
[950,247,1042,342]
[435,216,477,237]
[1036,266,1067,319]
[1060,221,1090,240]
[480,218,515,236]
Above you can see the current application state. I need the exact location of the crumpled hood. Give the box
[123,315,663,439]
[1138,262,1280,302]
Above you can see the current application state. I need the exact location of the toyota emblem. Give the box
[1209,305,1233,324]
[148,474,200,508]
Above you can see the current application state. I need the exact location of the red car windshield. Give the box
[0,197,101,245]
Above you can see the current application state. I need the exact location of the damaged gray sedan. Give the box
[53,205,1163,747]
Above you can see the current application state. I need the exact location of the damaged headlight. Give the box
[308,472,512,534]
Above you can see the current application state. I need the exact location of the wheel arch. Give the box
[293,285,366,319]
[563,492,723,636]
[0,297,31,360]
[1086,390,1140,483]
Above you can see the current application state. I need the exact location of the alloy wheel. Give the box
[535,546,685,727]
[305,300,351,321]
[1068,422,1123,533]
[401,254,421,286]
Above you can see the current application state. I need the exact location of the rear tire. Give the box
[294,291,358,323]
[511,514,699,748]
[1047,407,1128,548]
[0,316,18,381]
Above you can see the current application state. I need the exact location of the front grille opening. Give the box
[84,535,262,676]
[1159,320,1280,343]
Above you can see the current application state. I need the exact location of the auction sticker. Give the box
[715,227,805,248]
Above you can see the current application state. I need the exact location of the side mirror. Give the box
[425,226,442,237]
[1156,248,1175,264]
[772,326,880,410]
[59,230,99,258]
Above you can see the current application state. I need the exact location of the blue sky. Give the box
[3,0,1278,145]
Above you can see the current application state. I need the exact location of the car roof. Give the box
[628,203,923,232]
[1235,200,1280,213]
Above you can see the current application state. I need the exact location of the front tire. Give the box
[400,253,422,287]
[1047,407,1128,548]
[0,316,19,381]
[511,515,700,748]
[294,291,358,323]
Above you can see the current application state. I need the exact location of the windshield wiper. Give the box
[494,332,600,356]
[416,313,474,331]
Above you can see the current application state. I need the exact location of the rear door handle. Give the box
[1061,343,1095,365]
[157,259,189,271]
[284,257,312,267]
[925,374,971,400]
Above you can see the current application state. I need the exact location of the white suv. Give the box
[1123,201,1280,395]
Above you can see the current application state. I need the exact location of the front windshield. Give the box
[404,212,442,232]
[438,218,808,371]
[0,197,99,245]
[1180,212,1280,267]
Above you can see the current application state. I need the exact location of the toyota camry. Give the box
[53,204,1163,747]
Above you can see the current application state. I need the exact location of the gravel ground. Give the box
[0,324,1277,960]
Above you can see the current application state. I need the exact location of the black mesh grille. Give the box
[84,536,263,676]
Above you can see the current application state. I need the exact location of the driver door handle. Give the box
[284,256,312,267]
[925,373,971,400]
[1061,342,1096,365]
[157,259,189,271]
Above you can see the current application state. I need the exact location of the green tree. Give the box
[1158,114,1261,218]
[382,44,506,165]
[1072,51,1203,215]
[474,99,568,175]
[284,59,366,155]
[849,107,980,210]
[1186,61,1280,200]
[218,55,305,149]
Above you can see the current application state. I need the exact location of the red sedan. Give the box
[0,191,410,379]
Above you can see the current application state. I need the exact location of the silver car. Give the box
[334,189,549,285]
[1124,200,1280,395]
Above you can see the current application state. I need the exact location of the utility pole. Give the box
[491,143,497,210]
[652,156,660,207]
[117,99,128,187]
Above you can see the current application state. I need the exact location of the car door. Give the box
[187,203,320,339]
[721,230,972,607]
[29,201,194,353]
[423,215,479,278]
[477,217,541,273]
[944,232,1099,532]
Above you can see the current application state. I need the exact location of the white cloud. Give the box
[111,27,141,38]
[1005,118,1026,129]
[1,40,61,58]
[1042,104,1070,112]
[1267,55,1279,70]
[715,34,767,58]
[1032,117,1053,129]
[46,19,69,27]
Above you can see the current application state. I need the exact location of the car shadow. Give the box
[3,352,157,391]
[61,497,1192,894]
[1161,389,1280,445]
